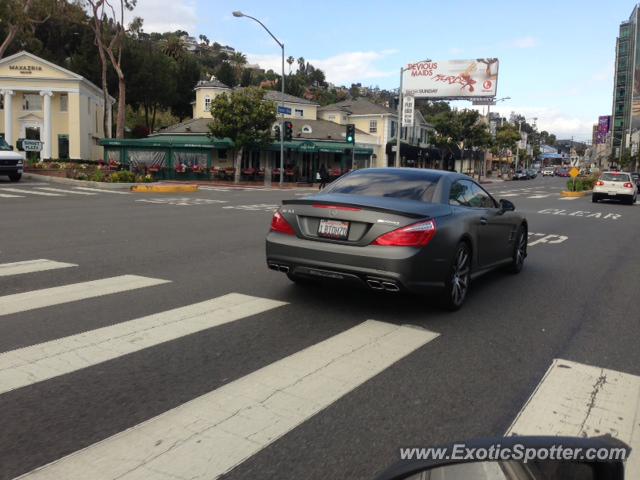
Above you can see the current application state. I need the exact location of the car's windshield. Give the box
[601,172,630,182]
[0,138,11,151]
[321,169,439,202]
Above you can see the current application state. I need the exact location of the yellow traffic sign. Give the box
[569,167,580,178]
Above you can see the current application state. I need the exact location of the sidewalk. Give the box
[165,179,316,189]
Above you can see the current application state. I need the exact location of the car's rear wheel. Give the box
[8,173,21,182]
[592,194,599,203]
[508,225,527,274]
[442,242,471,311]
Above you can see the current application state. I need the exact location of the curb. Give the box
[560,190,592,197]
[131,184,199,193]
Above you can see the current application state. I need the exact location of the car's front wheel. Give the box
[442,242,471,311]
[8,173,21,182]
[508,225,527,274]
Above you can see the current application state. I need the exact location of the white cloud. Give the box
[491,106,595,140]
[125,0,198,34]
[511,36,538,49]
[247,50,398,85]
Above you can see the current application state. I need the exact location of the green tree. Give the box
[495,124,521,172]
[208,88,277,184]
[171,55,200,121]
[215,61,237,87]
[0,0,56,59]
[418,101,451,122]
[161,34,186,60]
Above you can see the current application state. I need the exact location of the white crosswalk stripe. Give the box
[0,187,63,196]
[35,187,97,195]
[73,187,130,194]
[0,274,170,316]
[507,359,640,478]
[0,293,285,395]
[16,320,438,480]
[0,259,77,277]
[0,192,23,198]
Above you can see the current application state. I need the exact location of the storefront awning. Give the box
[266,140,373,155]
[100,135,233,149]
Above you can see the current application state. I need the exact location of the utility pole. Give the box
[396,59,430,168]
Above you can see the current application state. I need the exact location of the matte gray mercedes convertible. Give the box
[265,168,528,310]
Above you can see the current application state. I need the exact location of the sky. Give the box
[129,0,636,141]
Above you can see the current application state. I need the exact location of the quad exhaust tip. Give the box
[367,279,400,292]
[366,279,384,290]
[268,263,290,273]
[382,282,400,292]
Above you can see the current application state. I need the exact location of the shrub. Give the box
[109,170,136,183]
[89,170,105,182]
[135,174,154,183]
[567,179,584,192]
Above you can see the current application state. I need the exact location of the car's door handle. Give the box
[480,217,488,225]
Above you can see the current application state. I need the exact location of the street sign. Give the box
[277,106,292,115]
[402,95,414,127]
[17,139,43,152]
[569,167,580,178]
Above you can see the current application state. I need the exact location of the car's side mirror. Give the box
[499,199,515,212]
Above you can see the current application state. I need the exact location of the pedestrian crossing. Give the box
[0,185,131,198]
[2,259,639,479]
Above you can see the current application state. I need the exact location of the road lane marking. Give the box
[0,259,77,277]
[222,204,279,211]
[0,275,170,317]
[527,233,568,246]
[558,197,579,200]
[0,193,23,198]
[17,321,438,480]
[506,359,640,478]
[73,187,130,194]
[527,194,551,199]
[35,187,97,195]
[538,208,621,219]
[0,293,286,395]
[0,188,62,196]
[498,193,520,197]
[136,198,228,206]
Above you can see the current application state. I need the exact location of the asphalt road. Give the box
[0,175,639,479]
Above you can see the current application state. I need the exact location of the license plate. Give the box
[318,219,350,240]
[608,191,617,196]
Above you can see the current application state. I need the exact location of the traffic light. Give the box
[273,124,280,139]
[283,121,293,141]
[346,124,355,144]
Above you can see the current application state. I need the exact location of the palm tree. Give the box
[162,35,186,60]
[286,56,294,74]
[297,57,306,76]
[229,51,247,78]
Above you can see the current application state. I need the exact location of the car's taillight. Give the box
[623,182,633,188]
[270,211,295,235]
[371,219,436,247]
[595,180,604,186]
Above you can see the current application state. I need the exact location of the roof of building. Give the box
[195,77,230,89]
[154,117,370,143]
[319,97,396,116]
[261,90,318,105]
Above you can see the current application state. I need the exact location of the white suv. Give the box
[542,167,554,176]
[592,172,638,205]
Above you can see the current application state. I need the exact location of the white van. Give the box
[0,138,23,182]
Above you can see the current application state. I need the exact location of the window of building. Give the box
[401,126,407,140]
[390,120,396,138]
[295,109,304,117]
[0,95,3,110]
[369,120,377,133]
[23,94,42,111]
[58,135,69,159]
[204,95,211,112]
[60,94,68,112]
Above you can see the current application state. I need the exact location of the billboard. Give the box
[402,59,499,99]
[596,115,611,144]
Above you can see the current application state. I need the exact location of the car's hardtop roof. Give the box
[352,167,472,182]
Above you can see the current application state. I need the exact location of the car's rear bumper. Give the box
[265,232,448,293]
[593,187,635,199]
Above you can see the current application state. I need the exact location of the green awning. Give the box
[100,135,233,149]
[265,140,373,155]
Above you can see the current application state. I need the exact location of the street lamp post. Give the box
[233,11,285,187]
[396,60,430,168]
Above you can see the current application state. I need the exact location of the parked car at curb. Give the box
[630,172,640,189]
[0,137,23,182]
[526,168,538,179]
[592,171,638,205]
[266,168,528,311]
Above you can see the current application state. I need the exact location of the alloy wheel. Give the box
[451,246,470,307]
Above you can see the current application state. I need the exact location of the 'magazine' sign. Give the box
[9,64,43,75]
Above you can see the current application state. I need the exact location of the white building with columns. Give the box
[0,51,112,161]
